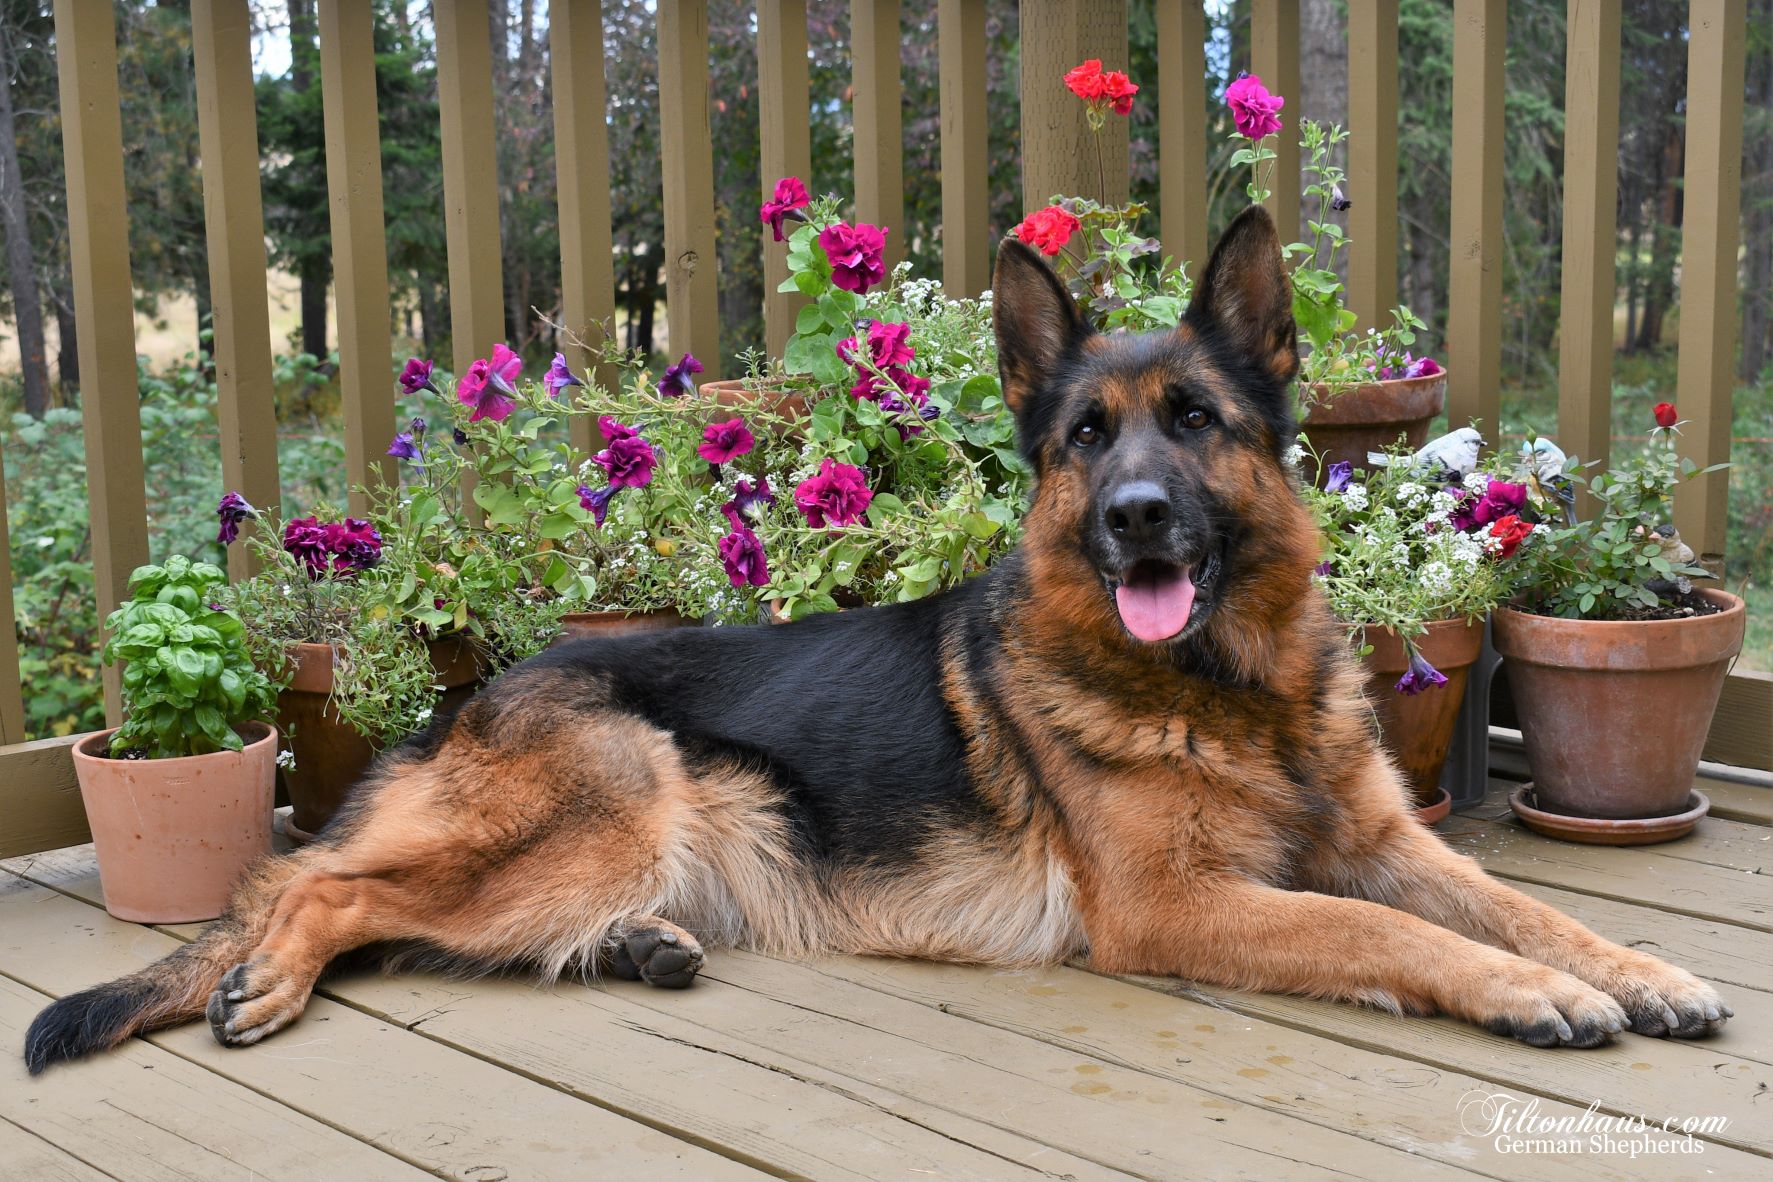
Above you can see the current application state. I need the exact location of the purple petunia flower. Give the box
[1324,461,1354,493]
[759,176,811,242]
[725,477,776,523]
[543,352,584,400]
[818,221,888,294]
[453,427,469,446]
[386,432,420,460]
[1313,560,1333,577]
[399,357,437,395]
[793,458,873,530]
[1330,183,1351,212]
[1395,646,1449,696]
[657,353,704,398]
[593,417,657,490]
[718,521,771,587]
[216,491,256,545]
[698,417,755,465]
[577,482,618,528]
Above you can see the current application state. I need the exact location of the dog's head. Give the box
[993,206,1317,661]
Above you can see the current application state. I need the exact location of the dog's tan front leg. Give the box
[1326,817,1731,1039]
[1084,879,1628,1047]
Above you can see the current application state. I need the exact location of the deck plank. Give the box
[758,953,1771,1181]
[1436,813,1773,932]
[0,976,422,1181]
[0,1115,116,1180]
[0,875,764,1180]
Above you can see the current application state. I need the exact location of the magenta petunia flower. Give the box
[282,516,330,576]
[818,221,888,294]
[793,457,873,530]
[759,176,811,242]
[216,491,256,545]
[1404,355,1443,379]
[698,417,755,464]
[457,357,515,422]
[1225,73,1284,141]
[1452,478,1528,532]
[594,418,657,489]
[657,352,704,398]
[399,357,437,395]
[543,352,584,399]
[718,522,771,587]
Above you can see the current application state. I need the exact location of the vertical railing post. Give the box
[1446,0,1504,437]
[435,0,507,378]
[0,441,24,745]
[317,0,396,511]
[1346,0,1399,331]
[1019,0,1130,215]
[851,0,904,268]
[657,0,721,379]
[52,0,147,723]
[1555,0,1620,480]
[759,0,812,355]
[1251,0,1301,238]
[1673,0,1747,566]
[192,0,280,578]
[1156,0,1207,276]
[938,0,989,297]
[551,0,618,453]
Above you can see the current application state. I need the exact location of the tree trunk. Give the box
[52,280,78,393]
[0,21,51,417]
[300,257,329,361]
[1738,0,1772,380]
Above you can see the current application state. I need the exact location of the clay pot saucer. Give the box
[1508,784,1710,847]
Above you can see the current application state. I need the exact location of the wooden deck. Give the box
[2,770,1769,1181]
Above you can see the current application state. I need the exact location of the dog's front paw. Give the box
[1472,964,1628,1049]
[1594,953,1731,1039]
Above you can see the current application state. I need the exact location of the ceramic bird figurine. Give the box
[1516,436,1579,526]
[1367,427,1486,480]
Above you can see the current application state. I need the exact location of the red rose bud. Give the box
[1653,401,1677,428]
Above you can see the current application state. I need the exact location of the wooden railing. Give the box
[1,0,1763,857]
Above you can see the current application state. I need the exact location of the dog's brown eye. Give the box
[1072,423,1100,447]
[1182,408,1211,430]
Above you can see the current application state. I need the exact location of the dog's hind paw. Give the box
[604,919,705,989]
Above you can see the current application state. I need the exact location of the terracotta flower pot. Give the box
[556,608,697,643]
[1301,371,1448,485]
[72,722,277,923]
[1359,618,1485,821]
[277,636,485,843]
[698,378,810,431]
[1492,590,1744,828]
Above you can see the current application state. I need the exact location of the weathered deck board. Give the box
[0,875,766,1180]
[5,770,1769,1180]
[0,976,423,1181]
[0,1116,113,1181]
[771,953,1749,1182]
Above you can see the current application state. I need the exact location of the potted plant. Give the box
[1305,446,1533,821]
[1493,403,1743,843]
[219,494,501,842]
[71,555,279,922]
[1223,75,1442,479]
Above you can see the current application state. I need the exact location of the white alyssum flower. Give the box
[1340,484,1369,512]
[1420,560,1455,597]
[1396,481,1427,508]
[1463,471,1491,493]
[1284,442,1306,467]
[275,749,297,770]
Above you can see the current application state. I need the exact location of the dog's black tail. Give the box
[24,852,305,1074]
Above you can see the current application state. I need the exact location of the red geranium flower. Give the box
[1013,205,1081,257]
[1064,59,1138,116]
[1653,401,1678,428]
[1064,58,1106,102]
[1488,514,1534,559]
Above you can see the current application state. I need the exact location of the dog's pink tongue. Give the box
[1114,566,1196,642]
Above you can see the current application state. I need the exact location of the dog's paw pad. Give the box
[607,924,705,989]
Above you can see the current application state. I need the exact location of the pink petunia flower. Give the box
[818,222,888,294]
[698,417,756,464]
[759,176,812,242]
[793,457,873,530]
[593,418,657,489]
[1225,73,1284,141]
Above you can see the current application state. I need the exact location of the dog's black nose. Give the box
[1105,481,1171,543]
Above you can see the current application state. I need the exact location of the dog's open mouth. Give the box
[1110,551,1221,643]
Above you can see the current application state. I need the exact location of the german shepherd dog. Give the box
[26,207,1730,1074]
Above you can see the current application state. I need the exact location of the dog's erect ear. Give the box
[992,236,1093,414]
[1186,205,1298,384]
